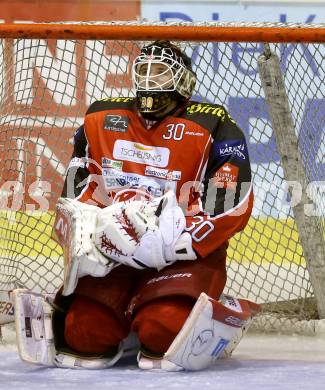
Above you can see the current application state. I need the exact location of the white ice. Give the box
[1,325,325,390]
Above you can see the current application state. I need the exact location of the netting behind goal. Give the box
[0,22,324,333]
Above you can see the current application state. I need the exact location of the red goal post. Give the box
[1,22,325,42]
[0,21,324,334]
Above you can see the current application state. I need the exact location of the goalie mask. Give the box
[132,40,196,120]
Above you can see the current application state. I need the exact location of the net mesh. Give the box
[0,22,324,333]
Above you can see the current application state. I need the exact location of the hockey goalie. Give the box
[14,40,260,371]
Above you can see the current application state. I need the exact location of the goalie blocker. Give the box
[13,289,260,370]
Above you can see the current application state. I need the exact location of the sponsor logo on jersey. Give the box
[214,163,239,189]
[68,157,86,169]
[103,168,177,198]
[101,157,123,170]
[100,97,134,103]
[103,168,140,186]
[185,131,204,137]
[104,114,128,132]
[145,166,181,181]
[103,169,164,196]
[113,140,170,167]
[215,139,248,161]
[186,103,236,123]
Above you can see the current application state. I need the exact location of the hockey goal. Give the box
[0,21,324,334]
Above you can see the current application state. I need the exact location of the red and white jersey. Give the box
[62,97,253,257]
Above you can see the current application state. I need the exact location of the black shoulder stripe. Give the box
[86,97,136,115]
[180,101,231,136]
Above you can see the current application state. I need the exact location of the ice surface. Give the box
[1,326,325,390]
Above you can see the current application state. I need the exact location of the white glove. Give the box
[132,199,196,269]
[94,191,197,270]
[93,198,159,265]
[54,197,119,296]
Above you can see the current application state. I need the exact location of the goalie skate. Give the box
[137,350,182,372]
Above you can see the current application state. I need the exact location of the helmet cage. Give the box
[132,44,196,99]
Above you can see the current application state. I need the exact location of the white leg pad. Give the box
[14,289,134,369]
[14,289,56,366]
[163,292,260,371]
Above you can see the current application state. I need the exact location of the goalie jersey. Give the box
[62,97,253,257]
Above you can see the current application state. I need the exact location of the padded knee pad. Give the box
[131,296,194,355]
[64,295,129,354]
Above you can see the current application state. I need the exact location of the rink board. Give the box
[0,211,305,265]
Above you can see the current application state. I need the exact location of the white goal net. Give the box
[0,21,324,333]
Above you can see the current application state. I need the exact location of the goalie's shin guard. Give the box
[14,289,131,369]
[162,292,260,371]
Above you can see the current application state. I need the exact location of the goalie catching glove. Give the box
[54,191,196,295]
[93,190,196,270]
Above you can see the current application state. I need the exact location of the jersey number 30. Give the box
[186,216,214,242]
[163,123,185,141]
